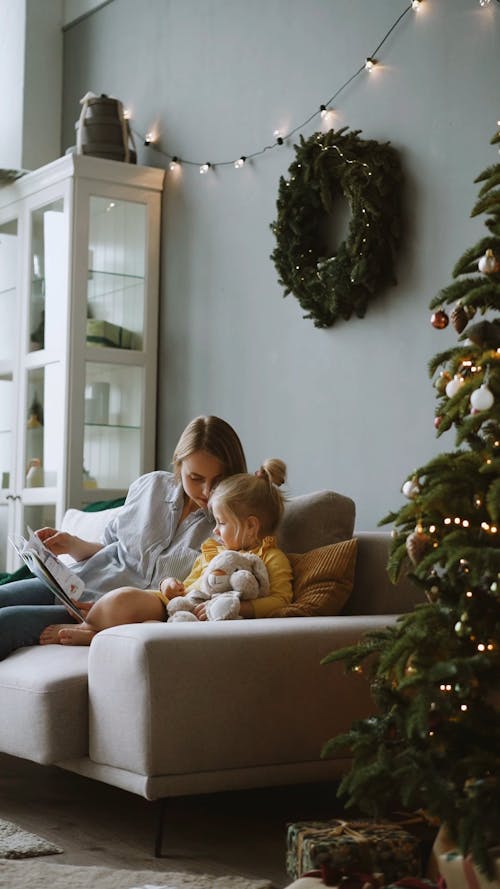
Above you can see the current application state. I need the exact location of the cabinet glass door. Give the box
[80,190,150,497]
[0,218,18,571]
[87,196,146,352]
[83,361,143,490]
[29,198,66,353]
[24,363,64,491]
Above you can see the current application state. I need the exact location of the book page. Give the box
[22,530,85,600]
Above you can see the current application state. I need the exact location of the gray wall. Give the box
[62,0,500,530]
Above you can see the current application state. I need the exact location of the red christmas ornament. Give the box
[431,309,449,330]
[434,416,442,429]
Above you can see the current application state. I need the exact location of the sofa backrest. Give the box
[344,532,423,615]
[62,490,355,555]
[276,490,355,553]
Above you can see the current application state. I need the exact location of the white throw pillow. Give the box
[59,506,123,565]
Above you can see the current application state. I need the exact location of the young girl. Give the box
[50,458,293,644]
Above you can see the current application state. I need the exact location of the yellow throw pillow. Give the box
[272,537,358,617]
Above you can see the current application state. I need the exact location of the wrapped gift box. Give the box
[286,819,422,883]
[86,319,135,349]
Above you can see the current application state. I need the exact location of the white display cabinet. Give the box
[0,155,164,572]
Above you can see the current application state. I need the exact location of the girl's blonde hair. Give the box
[209,458,287,537]
[172,415,247,480]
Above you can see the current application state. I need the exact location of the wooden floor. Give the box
[0,753,346,887]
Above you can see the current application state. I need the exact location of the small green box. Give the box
[86,319,135,349]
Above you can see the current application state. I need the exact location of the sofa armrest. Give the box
[345,532,423,615]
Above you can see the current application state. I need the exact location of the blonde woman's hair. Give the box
[172,416,247,481]
[209,458,287,537]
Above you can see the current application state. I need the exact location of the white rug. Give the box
[0,817,63,858]
[0,859,276,889]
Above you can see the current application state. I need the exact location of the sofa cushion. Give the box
[277,490,355,554]
[0,646,90,764]
[272,537,358,617]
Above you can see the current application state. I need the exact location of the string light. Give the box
[169,156,180,171]
[319,105,335,123]
[234,156,246,169]
[365,57,377,71]
[132,2,418,173]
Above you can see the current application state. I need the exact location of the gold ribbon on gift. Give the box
[296,820,393,878]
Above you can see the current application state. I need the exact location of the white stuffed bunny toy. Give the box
[167,550,269,622]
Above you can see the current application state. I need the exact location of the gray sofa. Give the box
[0,491,421,836]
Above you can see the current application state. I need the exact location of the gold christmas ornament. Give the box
[406,526,432,565]
[450,303,469,334]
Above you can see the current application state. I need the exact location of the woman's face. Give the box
[180,450,225,511]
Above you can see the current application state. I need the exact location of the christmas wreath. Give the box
[270,127,403,328]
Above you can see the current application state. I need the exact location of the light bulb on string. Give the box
[199,162,211,175]
[411,0,422,8]
[169,156,180,171]
[365,57,377,71]
[144,132,154,146]
[234,156,246,169]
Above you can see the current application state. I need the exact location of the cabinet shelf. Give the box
[84,422,141,431]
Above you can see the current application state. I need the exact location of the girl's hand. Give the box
[36,528,103,561]
[159,577,185,597]
[193,602,208,621]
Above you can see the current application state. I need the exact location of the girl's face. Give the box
[212,502,260,551]
[212,503,242,550]
[180,450,225,511]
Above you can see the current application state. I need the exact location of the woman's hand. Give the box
[36,528,103,561]
[159,577,185,597]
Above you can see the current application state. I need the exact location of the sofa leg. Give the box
[154,798,167,857]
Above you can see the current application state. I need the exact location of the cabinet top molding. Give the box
[0,155,165,208]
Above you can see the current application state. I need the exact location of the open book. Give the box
[10,530,86,623]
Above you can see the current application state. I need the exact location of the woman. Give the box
[0,416,247,660]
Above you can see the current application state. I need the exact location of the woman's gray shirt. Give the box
[72,471,214,600]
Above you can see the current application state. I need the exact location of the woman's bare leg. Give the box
[39,587,166,646]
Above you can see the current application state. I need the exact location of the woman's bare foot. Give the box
[58,626,96,646]
[39,623,75,644]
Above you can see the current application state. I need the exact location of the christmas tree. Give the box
[322,128,500,878]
